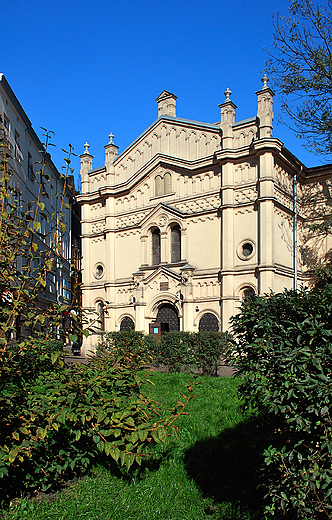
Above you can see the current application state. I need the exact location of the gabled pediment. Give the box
[144,265,182,285]
[140,202,186,230]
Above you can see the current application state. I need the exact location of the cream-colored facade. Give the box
[77,77,332,355]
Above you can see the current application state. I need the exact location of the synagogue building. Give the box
[77,76,332,355]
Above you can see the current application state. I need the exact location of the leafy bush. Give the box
[98,330,233,374]
[157,331,232,374]
[0,340,195,500]
[157,331,195,372]
[231,288,332,519]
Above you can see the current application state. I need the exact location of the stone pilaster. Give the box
[104,132,119,183]
[219,88,236,149]
[80,142,94,194]
[256,74,274,139]
[220,161,236,330]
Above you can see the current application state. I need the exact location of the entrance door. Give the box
[156,303,179,332]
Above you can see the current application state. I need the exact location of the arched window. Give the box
[199,313,219,332]
[155,173,172,196]
[241,286,255,302]
[171,224,181,263]
[155,175,163,197]
[152,228,161,265]
[164,173,172,194]
[120,316,135,330]
[96,301,105,331]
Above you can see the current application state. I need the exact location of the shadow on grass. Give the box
[184,416,271,519]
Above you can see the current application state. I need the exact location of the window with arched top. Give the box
[171,224,181,263]
[120,316,135,330]
[96,301,105,331]
[152,228,161,265]
[155,175,163,197]
[199,313,219,332]
[241,286,256,302]
[164,173,172,194]
[155,173,172,196]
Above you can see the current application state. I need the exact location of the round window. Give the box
[95,264,104,279]
[237,240,255,261]
[242,243,253,257]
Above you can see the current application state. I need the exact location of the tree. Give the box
[266,0,332,156]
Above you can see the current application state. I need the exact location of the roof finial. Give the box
[83,142,90,154]
[261,73,269,89]
[108,132,114,144]
[224,87,232,102]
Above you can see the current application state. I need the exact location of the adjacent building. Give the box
[0,73,74,310]
[77,76,332,356]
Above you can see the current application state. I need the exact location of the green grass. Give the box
[1,372,268,520]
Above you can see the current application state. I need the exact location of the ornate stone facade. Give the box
[77,82,332,355]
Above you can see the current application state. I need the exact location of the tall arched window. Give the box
[155,176,163,197]
[164,173,172,194]
[152,228,161,265]
[171,224,181,263]
[155,173,172,196]
[96,301,105,331]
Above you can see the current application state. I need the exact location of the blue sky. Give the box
[2,0,327,186]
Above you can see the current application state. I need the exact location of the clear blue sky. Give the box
[1,0,327,187]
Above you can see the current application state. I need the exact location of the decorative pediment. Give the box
[140,202,186,231]
[143,265,182,285]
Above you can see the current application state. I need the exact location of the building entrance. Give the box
[156,303,179,332]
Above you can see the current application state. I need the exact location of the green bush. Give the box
[157,331,232,374]
[231,287,332,519]
[0,338,195,501]
[157,331,195,372]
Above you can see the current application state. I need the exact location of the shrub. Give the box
[0,342,195,500]
[231,288,332,519]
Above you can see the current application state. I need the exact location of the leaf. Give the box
[33,221,41,232]
[138,429,148,442]
[157,426,167,443]
[110,446,120,462]
[69,334,78,343]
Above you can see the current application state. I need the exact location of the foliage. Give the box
[0,119,196,502]
[0,343,195,501]
[1,374,268,520]
[158,331,195,372]
[157,331,232,375]
[266,0,332,156]
[97,330,233,375]
[231,288,332,519]
[0,115,83,349]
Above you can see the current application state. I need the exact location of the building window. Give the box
[28,153,35,180]
[237,239,255,261]
[152,228,161,265]
[164,173,172,194]
[96,301,105,331]
[154,173,172,196]
[120,316,135,330]
[198,313,219,332]
[241,286,256,301]
[155,175,163,197]
[14,130,23,164]
[171,224,181,263]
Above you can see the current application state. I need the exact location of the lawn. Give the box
[1,372,268,520]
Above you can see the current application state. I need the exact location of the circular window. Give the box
[94,263,105,279]
[242,243,253,257]
[237,240,255,261]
